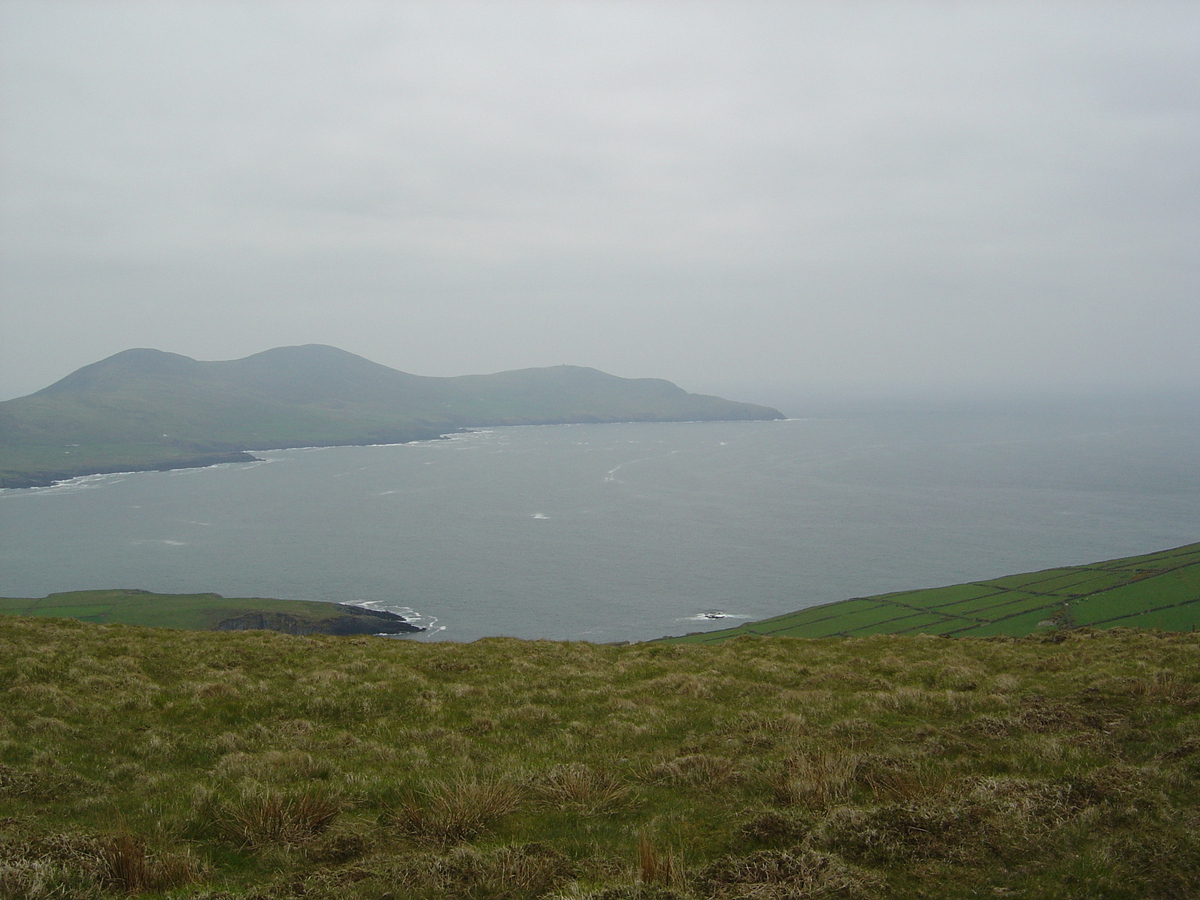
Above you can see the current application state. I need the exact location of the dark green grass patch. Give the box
[953,608,1063,637]
[852,612,954,636]
[895,582,1002,609]
[935,590,1047,617]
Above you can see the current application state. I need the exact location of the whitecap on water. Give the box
[679,611,754,623]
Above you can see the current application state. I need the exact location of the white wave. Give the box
[444,430,492,446]
[678,611,754,623]
[10,472,130,496]
[532,512,550,520]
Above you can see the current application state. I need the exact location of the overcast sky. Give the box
[1,1,1197,405]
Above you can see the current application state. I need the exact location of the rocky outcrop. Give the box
[213,605,423,636]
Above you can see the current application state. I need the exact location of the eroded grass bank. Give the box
[2,618,1199,898]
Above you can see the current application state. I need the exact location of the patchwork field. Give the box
[673,542,1200,644]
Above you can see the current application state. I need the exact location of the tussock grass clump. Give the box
[699,848,880,900]
[97,831,203,895]
[648,754,738,789]
[636,833,683,889]
[391,842,575,900]
[0,833,107,900]
[389,776,523,846]
[214,786,341,848]
[772,751,862,808]
[534,763,634,815]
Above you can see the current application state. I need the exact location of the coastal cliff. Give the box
[213,605,424,636]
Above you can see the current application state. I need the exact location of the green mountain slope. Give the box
[672,542,1200,643]
[0,345,783,486]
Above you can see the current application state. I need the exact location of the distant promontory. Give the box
[0,345,783,487]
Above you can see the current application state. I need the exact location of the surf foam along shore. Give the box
[0,451,260,490]
[343,600,440,637]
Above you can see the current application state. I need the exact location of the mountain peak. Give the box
[37,348,202,395]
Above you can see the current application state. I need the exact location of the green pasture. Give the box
[673,541,1200,643]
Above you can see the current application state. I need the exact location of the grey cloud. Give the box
[1,1,1197,401]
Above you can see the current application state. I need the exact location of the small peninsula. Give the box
[0,344,783,487]
[0,590,424,636]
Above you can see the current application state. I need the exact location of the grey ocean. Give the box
[3,403,1199,643]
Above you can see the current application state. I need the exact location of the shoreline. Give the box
[0,451,263,490]
[0,428,463,490]
[0,414,790,490]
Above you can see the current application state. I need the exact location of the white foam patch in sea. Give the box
[443,430,493,448]
[678,611,755,623]
[238,457,278,470]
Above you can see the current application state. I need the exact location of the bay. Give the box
[2,402,1199,643]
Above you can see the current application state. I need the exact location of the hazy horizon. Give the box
[3,2,1198,404]
[10,341,1200,422]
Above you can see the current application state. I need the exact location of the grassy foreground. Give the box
[674,542,1200,644]
[2,618,1199,899]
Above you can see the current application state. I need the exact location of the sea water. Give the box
[2,401,1199,643]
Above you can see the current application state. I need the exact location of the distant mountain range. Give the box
[0,344,783,487]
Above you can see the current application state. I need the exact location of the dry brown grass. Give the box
[637,832,683,889]
[699,848,881,900]
[217,786,341,849]
[773,751,862,808]
[390,842,575,899]
[97,832,202,896]
[391,776,522,846]
[648,754,738,789]
[534,763,634,816]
